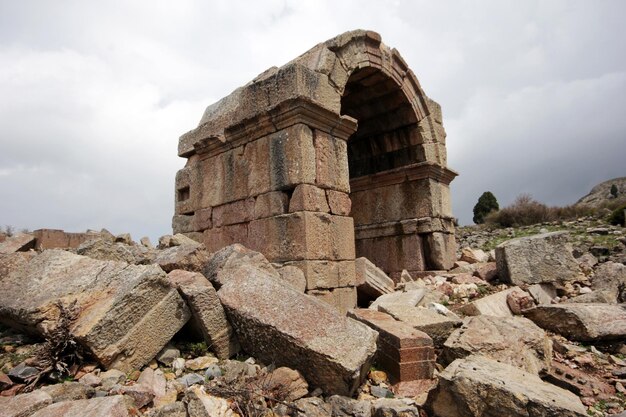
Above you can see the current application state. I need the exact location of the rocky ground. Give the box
[0,215,624,417]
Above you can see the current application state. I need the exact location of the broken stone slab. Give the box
[185,386,236,417]
[523,303,626,341]
[0,233,35,254]
[204,243,280,289]
[355,257,395,299]
[369,289,426,311]
[0,390,52,417]
[30,395,130,417]
[0,250,190,372]
[472,262,498,282]
[217,266,377,396]
[425,355,587,417]
[459,286,523,317]
[442,315,552,375]
[372,399,420,417]
[327,395,371,417]
[566,289,616,304]
[167,270,239,359]
[495,231,582,285]
[380,304,461,347]
[591,261,626,303]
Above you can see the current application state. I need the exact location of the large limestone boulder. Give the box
[426,356,587,417]
[495,232,582,285]
[217,265,378,396]
[442,315,552,375]
[30,395,130,417]
[523,303,626,341]
[0,250,190,372]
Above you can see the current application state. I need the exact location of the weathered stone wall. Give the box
[174,30,457,310]
[32,229,102,250]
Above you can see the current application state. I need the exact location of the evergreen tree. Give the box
[610,184,619,198]
[473,191,499,224]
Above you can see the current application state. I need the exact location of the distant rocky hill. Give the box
[576,177,626,207]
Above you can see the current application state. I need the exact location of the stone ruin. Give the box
[173,30,457,310]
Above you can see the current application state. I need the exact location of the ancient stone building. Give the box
[173,30,457,310]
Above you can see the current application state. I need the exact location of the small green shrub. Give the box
[608,203,626,226]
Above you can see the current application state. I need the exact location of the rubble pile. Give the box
[0,215,624,416]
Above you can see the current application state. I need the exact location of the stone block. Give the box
[287,260,356,290]
[192,207,212,231]
[442,315,552,375]
[217,269,376,395]
[289,184,330,213]
[356,233,426,276]
[0,390,52,417]
[204,244,280,289]
[380,304,462,347]
[496,232,582,285]
[167,270,239,359]
[349,309,434,382]
[355,257,395,299]
[313,129,350,193]
[269,124,317,191]
[248,212,355,262]
[369,289,426,311]
[523,303,626,342]
[254,191,288,219]
[0,250,190,372]
[459,286,522,317]
[425,356,587,417]
[423,232,456,270]
[172,214,194,234]
[202,223,248,253]
[212,198,255,227]
[326,190,352,216]
[274,264,307,292]
[30,395,131,417]
[308,286,357,314]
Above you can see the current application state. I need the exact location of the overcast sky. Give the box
[1,0,624,241]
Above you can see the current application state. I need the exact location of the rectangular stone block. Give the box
[172,214,194,234]
[355,257,395,298]
[326,190,352,216]
[212,198,255,227]
[254,191,289,219]
[350,179,443,226]
[203,224,248,253]
[248,212,355,262]
[313,129,350,193]
[348,309,435,382]
[269,124,316,190]
[287,260,356,290]
[356,233,426,277]
[192,207,212,231]
[175,165,197,215]
[289,184,330,213]
[308,286,357,315]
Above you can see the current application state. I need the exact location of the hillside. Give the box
[577,177,626,207]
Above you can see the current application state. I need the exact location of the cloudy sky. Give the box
[1,0,624,240]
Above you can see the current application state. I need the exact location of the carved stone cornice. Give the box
[180,97,357,159]
[350,162,458,192]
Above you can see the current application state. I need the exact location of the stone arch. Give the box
[173,30,457,312]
